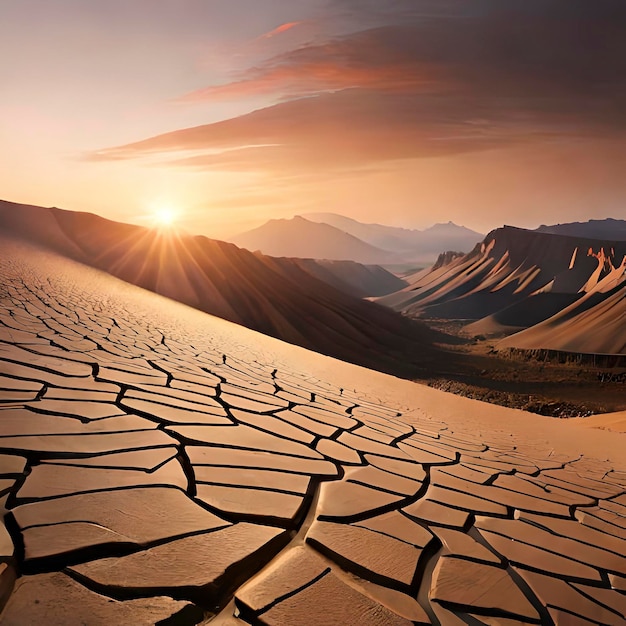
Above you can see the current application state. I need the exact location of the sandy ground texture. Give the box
[0,238,625,625]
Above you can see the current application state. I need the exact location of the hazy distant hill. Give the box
[231,213,483,265]
[536,218,626,241]
[0,200,442,376]
[230,216,397,264]
[303,212,483,261]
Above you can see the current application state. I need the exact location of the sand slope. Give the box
[499,281,626,355]
[0,200,440,377]
[573,410,626,433]
[0,236,625,625]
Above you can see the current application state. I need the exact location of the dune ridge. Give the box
[0,200,442,377]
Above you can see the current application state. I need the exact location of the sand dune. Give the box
[574,410,626,433]
[0,235,624,624]
[0,200,439,377]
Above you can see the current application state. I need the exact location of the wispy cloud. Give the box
[88,88,578,176]
[91,0,626,176]
[259,21,303,40]
[175,26,448,103]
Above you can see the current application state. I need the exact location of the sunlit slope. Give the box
[499,278,626,355]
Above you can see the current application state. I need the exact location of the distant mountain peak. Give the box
[298,212,483,263]
[229,214,396,264]
[426,221,472,231]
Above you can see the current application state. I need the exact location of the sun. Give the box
[152,206,177,228]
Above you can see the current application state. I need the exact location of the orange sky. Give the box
[2,0,625,238]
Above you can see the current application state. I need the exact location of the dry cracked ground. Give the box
[0,238,625,625]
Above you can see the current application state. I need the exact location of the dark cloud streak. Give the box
[91,0,626,173]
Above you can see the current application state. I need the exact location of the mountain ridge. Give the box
[377,224,626,355]
[231,212,483,264]
[302,212,483,261]
[536,218,626,241]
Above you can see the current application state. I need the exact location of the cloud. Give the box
[175,26,449,103]
[174,1,626,110]
[90,88,587,175]
[91,0,626,174]
[259,21,303,39]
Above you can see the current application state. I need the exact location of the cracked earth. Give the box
[0,239,625,625]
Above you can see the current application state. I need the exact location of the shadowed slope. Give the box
[537,218,626,240]
[284,258,407,298]
[499,277,626,355]
[0,200,443,377]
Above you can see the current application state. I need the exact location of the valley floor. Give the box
[414,320,626,419]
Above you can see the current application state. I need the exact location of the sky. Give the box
[1,0,625,238]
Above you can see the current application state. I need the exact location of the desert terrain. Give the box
[2,201,623,423]
[3,1,625,623]
[0,216,625,625]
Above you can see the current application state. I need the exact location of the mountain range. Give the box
[230,214,483,265]
[377,222,626,356]
[304,213,484,259]
[230,216,396,264]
